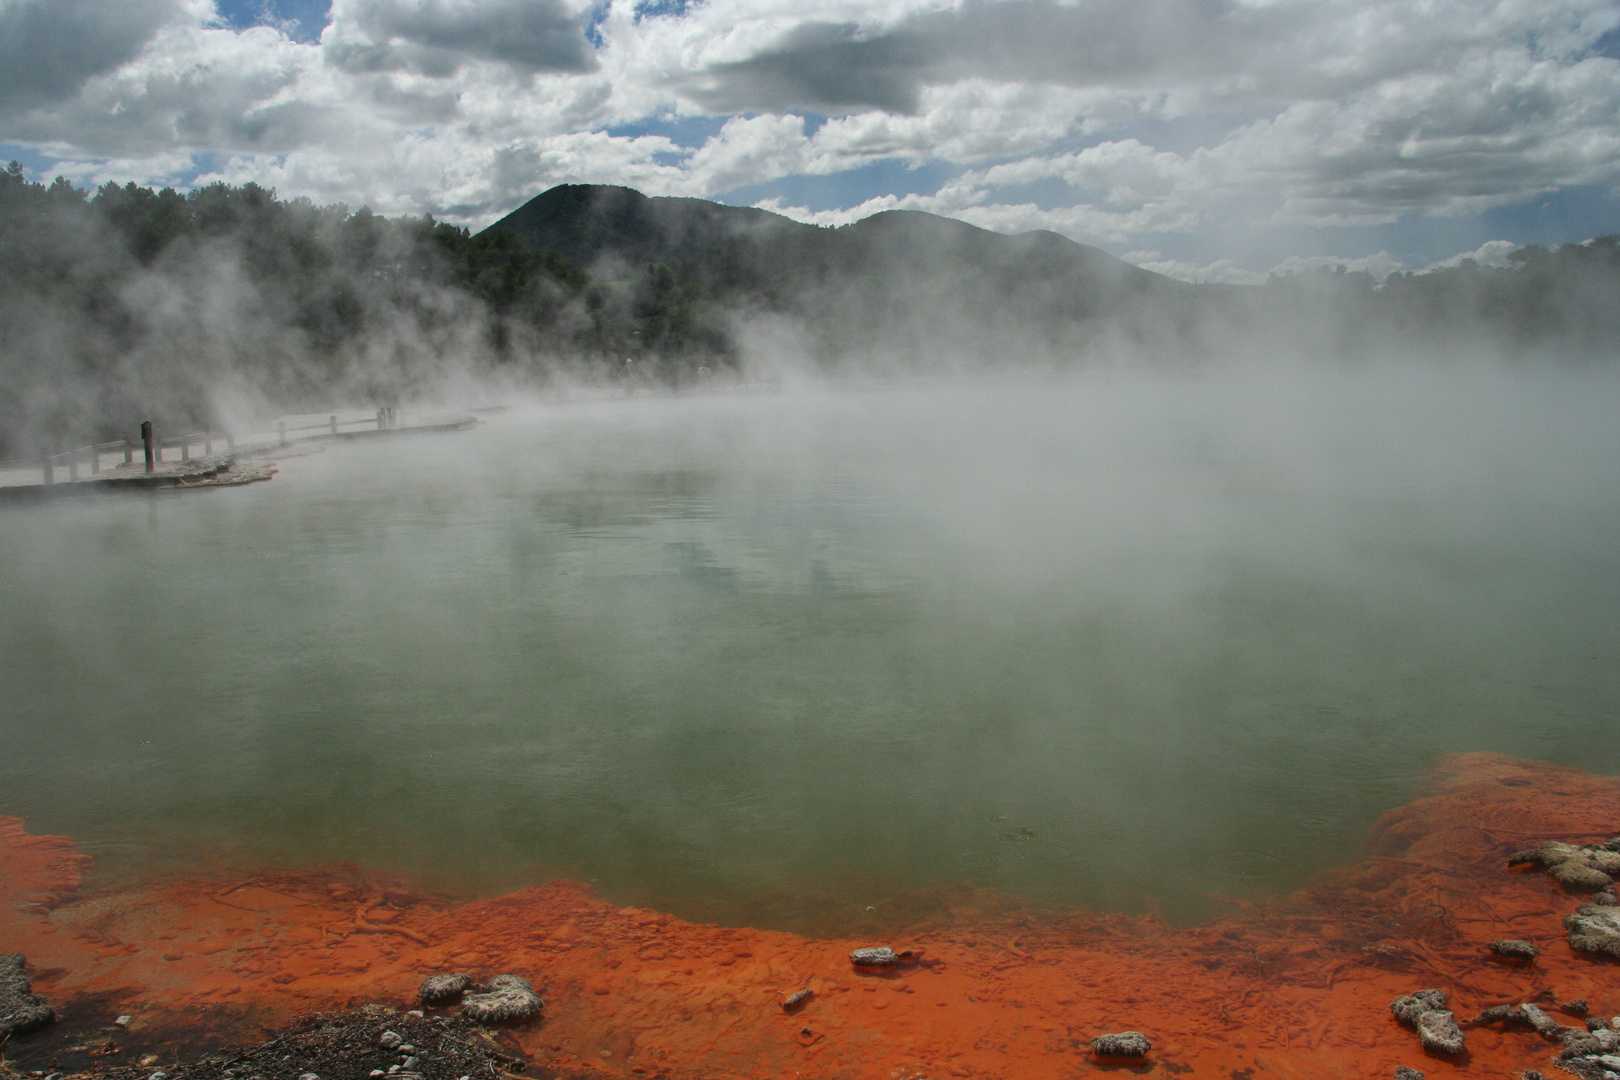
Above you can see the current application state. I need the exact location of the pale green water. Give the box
[3,371,1618,929]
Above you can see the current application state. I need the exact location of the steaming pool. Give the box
[3,369,1618,931]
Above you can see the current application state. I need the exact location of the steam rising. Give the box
[3,171,1617,459]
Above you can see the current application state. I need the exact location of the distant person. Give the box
[622,357,635,395]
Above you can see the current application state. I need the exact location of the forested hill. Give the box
[2,163,1618,457]
[481,183,1620,368]
[481,183,1171,295]
[482,183,808,269]
[480,184,1199,364]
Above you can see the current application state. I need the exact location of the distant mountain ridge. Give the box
[478,183,1201,366]
[480,183,1174,292]
[481,184,803,269]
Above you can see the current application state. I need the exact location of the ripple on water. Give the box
[1010,841,1076,863]
[993,828,1076,862]
[1208,850,1284,878]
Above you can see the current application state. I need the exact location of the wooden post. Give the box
[329,415,338,436]
[278,420,287,446]
[142,421,155,473]
[181,435,190,460]
[41,449,53,485]
[377,408,385,430]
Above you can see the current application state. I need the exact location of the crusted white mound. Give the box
[419,973,473,1005]
[461,974,541,1024]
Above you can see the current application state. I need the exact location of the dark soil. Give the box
[1,1008,538,1080]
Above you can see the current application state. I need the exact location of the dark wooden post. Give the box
[41,449,53,485]
[142,421,155,473]
[329,415,338,436]
[376,408,385,430]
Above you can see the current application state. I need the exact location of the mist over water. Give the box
[2,368,1618,930]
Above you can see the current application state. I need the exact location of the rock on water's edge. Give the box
[1566,905,1620,958]
[849,946,902,968]
[0,954,54,1039]
[1414,1010,1464,1055]
[418,973,473,1005]
[1487,937,1539,960]
[1390,989,1448,1026]
[1391,989,1464,1056]
[460,974,541,1024]
[1508,839,1620,891]
[1090,1031,1151,1057]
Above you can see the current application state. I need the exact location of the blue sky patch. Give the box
[717,158,962,212]
[1,143,61,181]
[2,144,212,193]
[1591,26,1620,59]
[607,114,728,150]
[213,0,331,43]
[974,175,1086,213]
[633,0,700,23]
[586,2,612,48]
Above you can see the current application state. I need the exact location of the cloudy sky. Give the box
[2,0,1618,280]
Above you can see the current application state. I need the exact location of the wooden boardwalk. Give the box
[0,412,478,502]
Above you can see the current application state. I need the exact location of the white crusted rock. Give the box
[1415,1010,1464,1055]
[461,975,541,1024]
[1090,1031,1150,1058]
[1567,906,1620,959]
[850,947,901,968]
[418,974,473,1005]
[0,954,53,1039]
[1391,989,1447,1026]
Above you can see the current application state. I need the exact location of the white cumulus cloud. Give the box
[0,0,1614,264]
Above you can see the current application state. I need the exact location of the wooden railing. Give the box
[2,408,406,485]
[273,408,399,446]
[0,431,232,484]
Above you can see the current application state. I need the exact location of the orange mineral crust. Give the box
[4,752,1620,1079]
